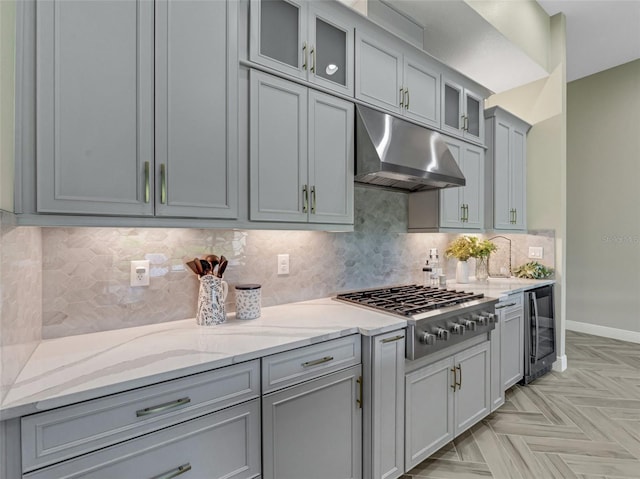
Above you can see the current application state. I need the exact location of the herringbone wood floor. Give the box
[403,330,640,479]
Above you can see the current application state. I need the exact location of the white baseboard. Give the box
[566,320,640,344]
[552,354,567,372]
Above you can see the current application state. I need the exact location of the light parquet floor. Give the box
[403,330,640,479]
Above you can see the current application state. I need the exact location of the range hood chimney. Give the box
[355,104,465,192]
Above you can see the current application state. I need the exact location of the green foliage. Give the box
[445,236,497,261]
[513,261,554,279]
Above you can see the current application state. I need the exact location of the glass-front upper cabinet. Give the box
[250,0,353,96]
[441,77,484,144]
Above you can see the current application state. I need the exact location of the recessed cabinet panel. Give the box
[494,122,512,228]
[444,84,462,131]
[250,72,308,222]
[155,0,238,218]
[511,129,527,229]
[258,0,304,72]
[36,0,154,215]
[403,56,440,128]
[308,92,354,224]
[466,95,481,138]
[454,342,490,434]
[462,144,483,229]
[439,140,463,228]
[355,32,402,111]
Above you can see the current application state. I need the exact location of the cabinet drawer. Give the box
[24,399,261,479]
[495,293,523,314]
[262,335,361,393]
[21,360,260,472]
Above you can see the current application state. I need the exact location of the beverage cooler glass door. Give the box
[529,286,555,363]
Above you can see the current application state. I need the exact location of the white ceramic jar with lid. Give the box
[235,284,262,320]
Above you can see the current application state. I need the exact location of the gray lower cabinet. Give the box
[35,0,238,218]
[363,331,405,479]
[490,293,524,411]
[24,399,261,479]
[250,70,354,224]
[262,365,362,479]
[405,341,490,470]
[408,137,484,231]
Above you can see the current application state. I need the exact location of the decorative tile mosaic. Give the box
[33,187,555,339]
[0,213,42,400]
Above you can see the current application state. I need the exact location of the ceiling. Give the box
[381,0,640,92]
[538,0,640,82]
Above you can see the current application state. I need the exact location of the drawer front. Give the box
[24,399,261,479]
[495,292,523,314]
[22,360,260,472]
[262,335,361,393]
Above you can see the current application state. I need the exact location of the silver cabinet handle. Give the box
[311,185,316,213]
[356,376,363,408]
[150,463,192,479]
[136,397,191,417]
[495,302,517,309]
[456,364,462,389]
[160,163,167,204]
[404,88,409,109]
[144,161,150,203]
[460,204,465,222]
[450,367,457,391]
[302,184,308,213]
[399,87,405,108]
[302,42,308,70]
[381,334,404,343]
[310,45,316,73]
[302,356,334,367]
[514,208,517,224]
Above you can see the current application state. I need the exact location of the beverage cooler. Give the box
[522,284,556,384]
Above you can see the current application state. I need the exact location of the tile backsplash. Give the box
[37,188,555,338]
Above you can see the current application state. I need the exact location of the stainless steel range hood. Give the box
[355,104,465,192]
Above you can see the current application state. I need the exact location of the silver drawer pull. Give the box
[136,397,191,417]
[381,334,404,343]
[495,302,517,309]
[302,356,334,368]
[151,463,192,479]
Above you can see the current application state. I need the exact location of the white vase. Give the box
[456,260,469,283]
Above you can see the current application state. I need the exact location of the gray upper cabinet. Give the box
[154,0,238,218]
[36,0,154,216]
[35,0,238,219]
[485,106,531,231]
[355,29,440,128]
[250,0,354,96]
[408,137,484,231]
[441,77,484,144]
[250,70,353,224]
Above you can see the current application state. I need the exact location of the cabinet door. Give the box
[510,127,527,229]
[36,0,154,216]
[441,78,464,137]
[25,400,261,479]
[493,120,513,229]
[403,54,440,128]
[405,357,454,470]
[371,331,405,479]
[460,143,484,229]
[439,139,464,228]
[502,306,525,389]
[249,71,308,222]
[155,0,238,218]
[308,91,354,224]
[355,30,402,113]
[463,89,484,142]
[454,341,490,436]
[249,0,308,80]
[308,5,354,96]
[262,366,362,479]
[490,318,505,412]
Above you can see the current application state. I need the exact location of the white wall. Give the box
[566,59,640,339]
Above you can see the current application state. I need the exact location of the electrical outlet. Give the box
[528,247,543,259]
[130,260,150,286]
[277,254,290,275]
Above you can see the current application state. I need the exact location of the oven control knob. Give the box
[483,312,497,323]
[463,319,477,331]
[473,314,488,326]
[449,322,466,335]
[419,332,436,345]
[434,327,450,341]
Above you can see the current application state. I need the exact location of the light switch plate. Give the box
[277,254,289,275]
[528,247,543,259]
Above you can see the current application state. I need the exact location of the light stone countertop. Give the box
[0,298,406,420]
[0,279,554,420]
